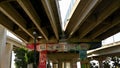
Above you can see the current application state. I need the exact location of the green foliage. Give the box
[103,56,120,67]
[27,50,39,65]
[14,48,28,68]
[14,48,39,68]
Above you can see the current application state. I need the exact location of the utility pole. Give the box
[33,31,37,68]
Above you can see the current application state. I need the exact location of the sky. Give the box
[59,0,71,22]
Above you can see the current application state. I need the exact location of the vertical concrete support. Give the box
[99,60,103,68]
[81,61,85,68]
[53,63,59,68]
[64,62,66,68]
[0,26,7,68]
[53,63,58,68]
[53,63,56,68]
[66,62,71,68]
[58,60,62,68]
[70,61,73,68]
[86,62,90,68]
[4,43,13,68]
[70,61,72,68]
[27,63,33,68]
[97,57,105,68]
[72,61,77,68]
[81,60,89,68]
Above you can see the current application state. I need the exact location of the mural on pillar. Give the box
[26,42,101,53]
[33,42,101,52]
[38,51,47,68]
[36,43,79,52]
[26,42,101,68]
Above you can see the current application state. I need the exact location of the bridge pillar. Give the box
[65,61,71,68]
[4,43,13,68]
[0,26,7,68]
[71,60,77,68]
[58,60,62,68]
[53,63,57,68]
[0,26,13,68]
[80,59,90,68]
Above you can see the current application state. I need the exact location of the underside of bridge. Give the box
[0,0,120,67]
[0,0,120,44]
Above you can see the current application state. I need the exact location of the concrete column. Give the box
[99,60,103,68]
[0,25,7,68]
[86,62,90,68]
[97,57,105,68]
[72,61,77,68]
[27,63,33,68]
[53,63,57,68]
[66,62,71,68]
[81,61,85,68]
[4,43,13,68]
[64,62,66,68]
[52,62,59,68]
[81,60,89,68]
[70,60,77,68]
[58,60,62,68]
[70,61,73,68]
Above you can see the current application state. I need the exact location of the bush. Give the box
[14,47,39,68]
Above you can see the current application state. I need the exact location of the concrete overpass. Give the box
[87,41,120,58]
[0,0,62,43]
[65,0,120,42]
[0,0,120,44]
[0,0,120,68]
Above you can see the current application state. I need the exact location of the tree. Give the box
[14,47,39,68]
[27,50,39,65]
[14,48,28,68]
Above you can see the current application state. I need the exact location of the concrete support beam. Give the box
[87,42,120,57]
[90,15,120,39]
[79,0,120,39]
[3,43,13,68]
[0,25,7,68]
[66,62,71,68]
[64,62,66,68]
[72,61,77,68]
[16,0,49,41]
[0,2,34,39]
[7,36,25,48]
[80,60,90,68]
[27,63,33,68]
[0,13,28,42]
[41,0,59,40]
[58,60,62,68]
[65,0,100,38]
[53,63,58,68]
[70,59,77,68]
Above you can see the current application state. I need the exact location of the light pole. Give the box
[33,31,37,68]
